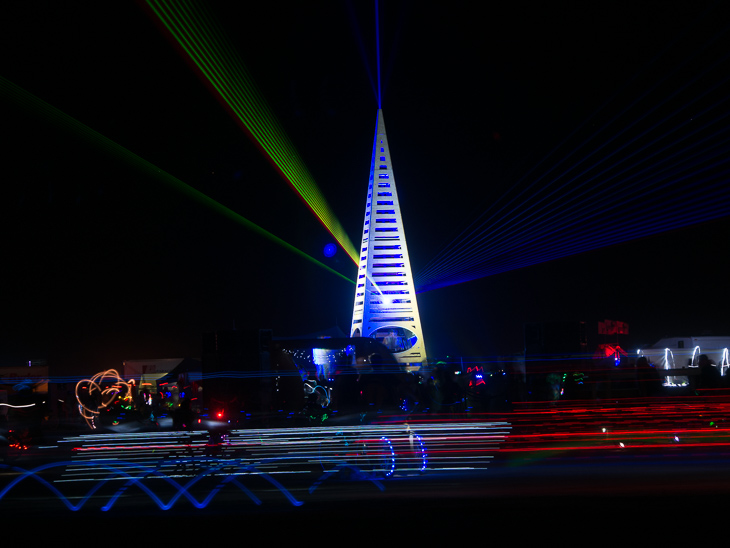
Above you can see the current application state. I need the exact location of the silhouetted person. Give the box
[636,356,662,397]
[174,397,194,430]
[698,354,721,390]
[333,363,359,416]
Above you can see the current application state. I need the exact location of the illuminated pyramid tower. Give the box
[350,109,427,368]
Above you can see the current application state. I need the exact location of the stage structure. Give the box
[350,110,427,368]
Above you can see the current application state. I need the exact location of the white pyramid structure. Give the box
[350,110,427,368]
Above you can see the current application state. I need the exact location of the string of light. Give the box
[146,0,358,263]
[0,76,354,285]
[415,15,730,292]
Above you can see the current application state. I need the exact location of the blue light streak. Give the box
[416,24,730,292]
[0,423,509,513]
[309,464,386,493]
[413,432,427,472]
[375,0,382,109]
[0,460,301,511]
[380,436,395,477]
[418,172,730,292]
[421,159,730,289]
[345,1,377,104]
[417,118,730,291]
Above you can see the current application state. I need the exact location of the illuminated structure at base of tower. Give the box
[350,110,427,367]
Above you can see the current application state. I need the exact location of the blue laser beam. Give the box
[417,88,730,288]
[345,0,378,105]
[418,171,730,292]
[418,120,730,287]
[417,16,730,290]
[375,0,382,109]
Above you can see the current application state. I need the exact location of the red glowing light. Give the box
[466,366,486,387]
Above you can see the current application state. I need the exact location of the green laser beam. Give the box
[0,75,355,285]
[146,0,359,264]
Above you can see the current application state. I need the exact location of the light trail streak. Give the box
[75,369,135,430]
[415,17,730,292]
[498,396,730,459]
[418,149,730,291]
[53,422,509,484]
[9,402,730,511]
[0,76,354,285]
[375,0,382,109]
[417,166,730,291]
[418,115,730,290]
[145,0,357,263]
[345,1,377,104]
[75,444,207,452]
[431,4,720,282]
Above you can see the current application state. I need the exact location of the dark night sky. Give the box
[2,1,729,372]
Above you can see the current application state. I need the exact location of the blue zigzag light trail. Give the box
[415,13,730,293]
[0,423,509,512]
